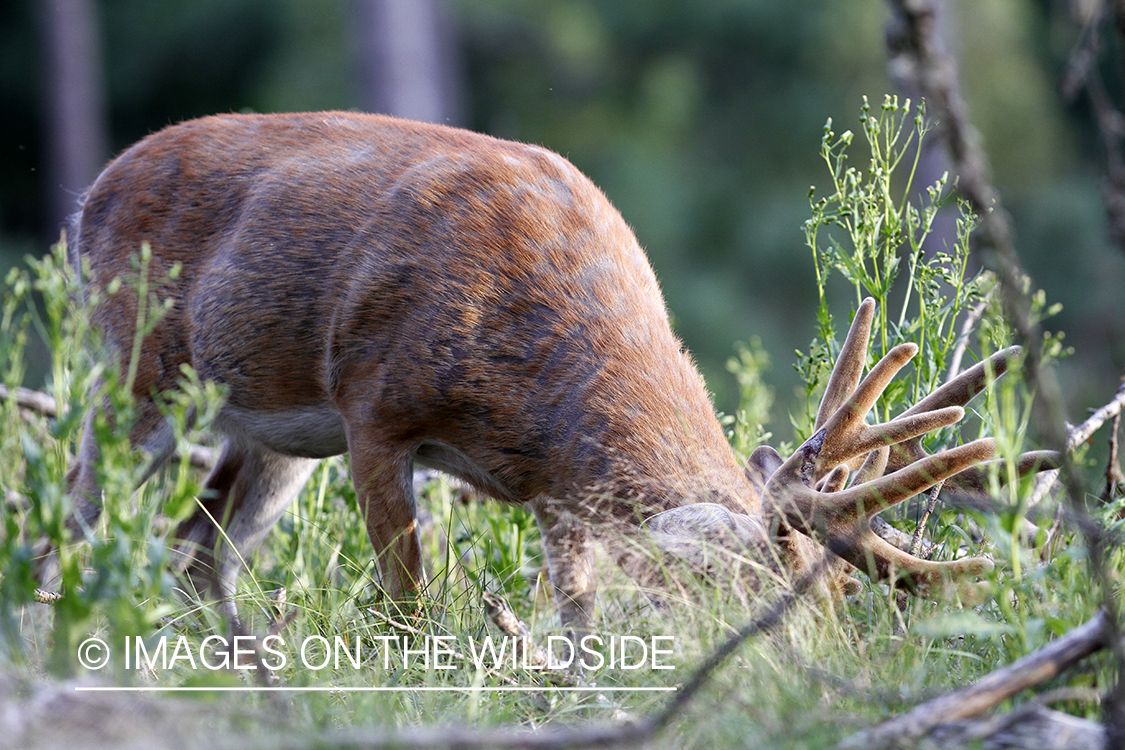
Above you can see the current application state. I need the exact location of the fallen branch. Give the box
[837,609,1111,750]
[925,705,1105,750]
[0,384,59,416]
[1030,375,1125,507]
[0,383,216,471]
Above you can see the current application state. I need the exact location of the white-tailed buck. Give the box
[56,112,1052,631]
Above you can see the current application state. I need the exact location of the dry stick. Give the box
[871,515,926,554]
[1104,409,1123,502]
[0,383,217,470]
[946,298,988,381]
[1033,380,1125,556]
[1029,375,1125,508]
[480,592,553,672]
[836,610,1112,750]
[931,705,1106,750]
[908,480,943,557]
[885,0,1125,738]
[0,384,59,416]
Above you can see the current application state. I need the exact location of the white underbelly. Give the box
[214,409,519,502]
[217,404,348,458]
[415,441,518,503]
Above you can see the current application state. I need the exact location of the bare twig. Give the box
[837,610,1112,750]
[1104,411,1124,502]
[946,298,988,381]
[1029,375,1125,507]
[1063,376,1125,451]
[365,607,430,639]
[870,515,929,555]
[481,592,551,671]
[0,384,59,416]
[0,383,217,470]
[909,480,944,557]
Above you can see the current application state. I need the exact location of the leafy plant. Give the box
[794,95,1087,613]
[799,95,989,429]
[0,241,224,676]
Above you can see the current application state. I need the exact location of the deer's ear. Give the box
[642,503,769,564]
[744,445,783,495]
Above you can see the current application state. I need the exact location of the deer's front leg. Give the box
[348,439,425,604]
[531,498,597,636]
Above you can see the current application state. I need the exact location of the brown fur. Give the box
[69,113,759,627]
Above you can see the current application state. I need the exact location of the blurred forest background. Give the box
[1,0,1122,442]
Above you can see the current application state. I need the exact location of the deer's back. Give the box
[75,112,734,502]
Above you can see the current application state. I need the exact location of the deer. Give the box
[52,111,1053,634]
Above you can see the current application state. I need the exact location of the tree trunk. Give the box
[39,0,110,239]
[352,0,463,126]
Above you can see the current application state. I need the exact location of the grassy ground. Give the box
[0,246,1116,749]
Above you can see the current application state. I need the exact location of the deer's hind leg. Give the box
[172,439,317,618]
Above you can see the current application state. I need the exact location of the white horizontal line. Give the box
[73,685,677,693]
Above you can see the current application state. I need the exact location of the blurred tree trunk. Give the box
[887,0,959,258]
[39,0,109,239]
[352,0,463,125]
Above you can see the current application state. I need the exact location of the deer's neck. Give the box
[540,347,762,521]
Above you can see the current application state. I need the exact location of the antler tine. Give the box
[885,346,1060,493]
[900,346,1020,418]
[833,439,997,520]
[765,438,997,601]
[814,297,876,432]
[937,450,1061,498]
[833,525,993,602]
[811,298,966,480]
[813,340,965,477]
[826,406,966,471]
[852,445,889,486]
[825,342,918,438]
[818,465,851,493]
